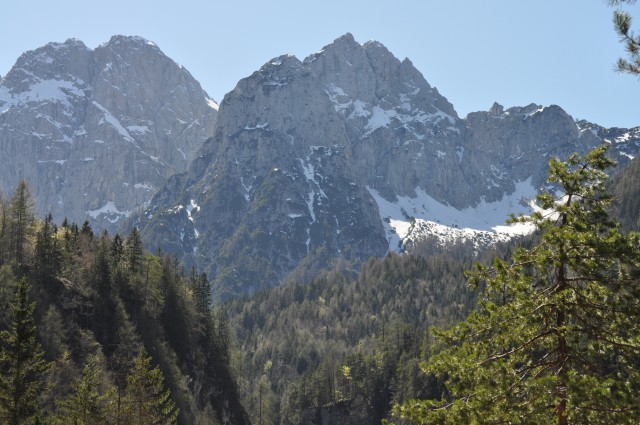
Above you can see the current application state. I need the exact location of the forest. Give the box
[0,144,639,425]
[0,181,250,424]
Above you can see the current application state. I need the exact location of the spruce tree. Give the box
[33,214,62,288]
[0,278,50,425]
[126,227,144,275]
[397,145,640,424]
[123,346,178,425]
[8,180,35,269]
[52,354,114,425]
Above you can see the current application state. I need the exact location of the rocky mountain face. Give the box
[137,33,640,300]
[0,36,217,232]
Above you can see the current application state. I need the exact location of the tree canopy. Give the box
[396,145,640,424]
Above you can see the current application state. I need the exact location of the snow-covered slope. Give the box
[368,177,539,252]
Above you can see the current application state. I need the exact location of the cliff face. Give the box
[138,34,640,299]
[0,36,217,232]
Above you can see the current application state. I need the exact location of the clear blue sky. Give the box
[1,0,638,128]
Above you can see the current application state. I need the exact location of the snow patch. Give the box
[86,201,130,224]
[126,125,150,134]
[349,100,370,119]
[367,178,539,252]
[185,199,200,221]
[362,105,457,138]
[92,101,134,142]
[0,75,85,111]
[324,84,352,113]
[206,97,219,110]
[244,123,269,131]
[134,183,156,192]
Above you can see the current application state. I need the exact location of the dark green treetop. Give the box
[0,278,51,425]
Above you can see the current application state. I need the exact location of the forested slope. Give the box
[0,181,249,424]
[225,252,488,423]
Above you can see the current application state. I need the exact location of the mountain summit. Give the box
[0,36,217,231]
[137,34,640,299]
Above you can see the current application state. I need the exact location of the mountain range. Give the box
[1,33,638,299]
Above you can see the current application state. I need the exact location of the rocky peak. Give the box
[1,38,92,95]
[488,101,505,116]
[137,34,472,297]
[0,36,216,232]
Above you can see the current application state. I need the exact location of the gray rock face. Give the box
[0,36,217,232]
[137,34,639,299]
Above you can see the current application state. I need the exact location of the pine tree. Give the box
[396,145,640,424]
[0,278,50,425]
[610,0,640,74]
[123,347,178,425]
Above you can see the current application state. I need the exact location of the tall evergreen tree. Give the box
[0,278,50,425]
[123,347,178,425]
[33,214,62,288]
[0,192,9,266]
[397,145,640,424]
[8,180,35,269]
[126,227,144,275]
[52,354,115,425]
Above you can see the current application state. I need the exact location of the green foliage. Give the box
[7,179,36,270]
[123,347,179,425]
[0,180,250,424]
[609,154,640,232]
[227,252,478,424]
[0,278,51,425]
[610,0,640,74]
[52,354,114,425]
[396,145,640,424]
[126,227,145,275]
[33,214,62,288]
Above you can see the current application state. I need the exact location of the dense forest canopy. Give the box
[0,182,250,424]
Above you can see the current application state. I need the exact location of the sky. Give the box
[0,1,638,128]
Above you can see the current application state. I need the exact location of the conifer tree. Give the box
[0,192,9,265]
[123,346,178,425]
[610,0,640,74]
[126,227,144,275]
[397,145,640,424]
[0,278,50,425]
[8,180,35,269]
[52,354,114,425]
[33,214,62,288]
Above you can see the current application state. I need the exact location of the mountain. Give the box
[610,154,640,232]
[0,36,217,232]
[136,33,639,299]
